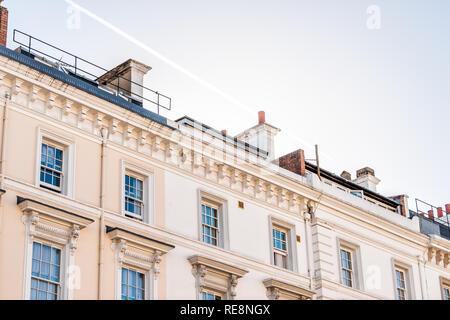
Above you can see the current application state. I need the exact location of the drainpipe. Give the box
[417,255,426,300]
[303,210,314,291]
[0,92,10,234]
[418,246,430,300]
[305,190,324,296]
[98,127,108,300]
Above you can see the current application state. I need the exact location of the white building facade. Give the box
[0,4,448,301]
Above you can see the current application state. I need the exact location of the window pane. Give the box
[129,286,136,300]
[38,280,48,291]
[122,268,127,284]
[129,270,136,286]
[31,259,40,277]
[51,248,60,265]
[48,283,57,294]
[48,146,54,158]
[138,273,144,289]
[50,265,60,282]
[56,149,62,160]
[38,290,47,300]
[32,242,41,259]
[30,289,37,300]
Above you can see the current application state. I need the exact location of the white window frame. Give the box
[336,238,364,291]
[200,200,220,247]
[197,189,229,250]
[268,216,298,272]
[391,259,415,300]
[109,228,173,301]
[120,265,149,300]
[124,173,145,221]
[29,240,64,300]
[39,141,64,193]
[112,242,153,301]
[120,160,154,225]
[201,288,224,300]
[440,277,450,301]
[35,127,75,198]
[272,225,289,269]
[394,267,407,300]
[339,248,354,287]
[19,198,92,300]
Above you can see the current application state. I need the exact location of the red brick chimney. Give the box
[392,194,409,217]
[276,149,306,176]
[0,2,8,47]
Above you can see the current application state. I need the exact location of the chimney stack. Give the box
[96,59,152,106]
[235,110,280,161]
[340,171,351,180]
[0,1,8,47]
[276,149,306,176]
[391,194,409,217]
[352,167,380,192]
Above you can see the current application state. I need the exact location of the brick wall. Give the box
[277,149,306,176]
[0,6,8,47]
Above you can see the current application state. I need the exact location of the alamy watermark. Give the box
[366,5,381,30]
[67,5,81,30]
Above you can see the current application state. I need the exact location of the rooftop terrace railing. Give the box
[415,198,450,229]
[12,29,171,114]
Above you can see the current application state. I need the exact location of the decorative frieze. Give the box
[47,92,57,109]
[29,84,40,103]
[4,72,318,220]
[12,78,23,96]
[63,98,74,115]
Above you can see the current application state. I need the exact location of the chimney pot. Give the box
[221,130,227,135]
[427,210,434,220]
[258,111,265,124]
[340,171,351,180]
[445,204,450,215]
[437,207,444,218]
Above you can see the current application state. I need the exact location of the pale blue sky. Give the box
[6,0,450,211]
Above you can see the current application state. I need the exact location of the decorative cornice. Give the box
[263,278,315,300]
[188,255,248,278]
[189,255,248,300]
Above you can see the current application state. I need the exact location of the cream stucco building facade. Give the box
[0,6,449,301]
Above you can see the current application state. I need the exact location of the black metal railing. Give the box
[13,29,171,114]
[415,198,450,228]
